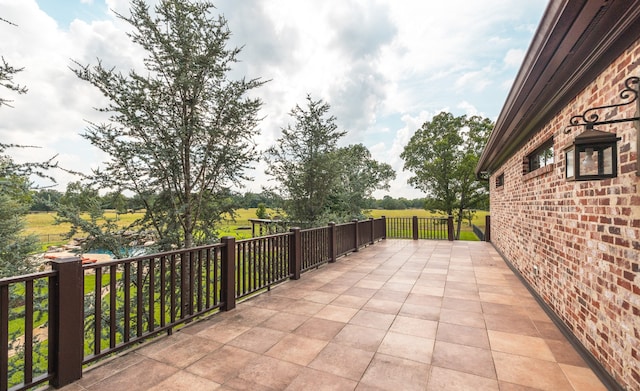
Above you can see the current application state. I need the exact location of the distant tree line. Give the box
[28,189,434,213]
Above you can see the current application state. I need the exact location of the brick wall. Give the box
[489,39,640,390]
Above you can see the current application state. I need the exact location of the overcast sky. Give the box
[1,0,547,198]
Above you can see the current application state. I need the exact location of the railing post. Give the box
[485,215,491,242]
[289,228,301,279]
[369,218,375,244]
[220,236,236,311]
[447,215,455,241]
[352,219,360,252]
[382,216,387,240]
[328,222,337,263]
[412,216,418,240]
[49,257,83,388]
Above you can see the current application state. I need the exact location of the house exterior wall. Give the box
[489,38,640,390]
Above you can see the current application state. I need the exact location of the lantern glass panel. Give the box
[565,147,575,179]
[578,147,598,176]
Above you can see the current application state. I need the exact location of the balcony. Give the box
[1,218,606,390]
[58,239,603,390]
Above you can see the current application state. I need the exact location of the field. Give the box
[25,208,488,246]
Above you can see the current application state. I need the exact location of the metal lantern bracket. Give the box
[564,76,640,133]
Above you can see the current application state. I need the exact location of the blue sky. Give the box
[1,0,547,198]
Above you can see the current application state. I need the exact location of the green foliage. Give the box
[401,112,492,239]
[0,18,27,109]
[327,144,395,221]
[0,157,39,277]
[265,95,395,226]
[265,95,345,226]
[71,0,265,249]
[55,182,141,258]
[255,203,268,219]
[30,189,62,212]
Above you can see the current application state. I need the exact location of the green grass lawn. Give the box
[26,208,488,244]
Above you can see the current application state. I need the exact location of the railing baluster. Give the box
[180,253,187,319]
[205,249,211,309]
[1,284,9,391]
[213,248,219,305]
[94,267,102,355]
[24,280,34,384]
[109,265,117,349]
[136,260,143,337]
[189,250,195,316]
[236,243,242,297]
[160,256,166,328]
[170,255,176,325]
[47,275,55,378]
[148,258,155,332]
[124,263,131,342]
[197,250,203,312]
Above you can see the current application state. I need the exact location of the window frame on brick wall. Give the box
[524,138,554,175]
[495,173,504,188]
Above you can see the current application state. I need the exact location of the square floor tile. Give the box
[186,345,259,384]
[236,356,303,389]
[404,293,443,307]
[260,312,309,332]
[333,324,386,352]
[314,304,358,322]
[389,315,438,339]
[195,320,251,344]
[532,320,565,340]
[359,353,430,391]
[308,343,375,381]
[372,289,409,302]
[147,371,221,391]
[349,309,396,330]
[427,366,499,391]
[546,339,588,367]
[492,351,573,391]
[285,367,358,391]
[432,341,495,379]
[294,317,345,341]
[559,363,607,391]
[362,298,403,314]
[138,334,221,368]
[488,330,555,361]
[266,334,328,365]
[442,297,482,313]
[282,300,325,316]
[82,359,178,391]
[331,294,369,309]
[435,322,490,349]
[399,303,441,321]
[484,313,539,337]
[304,291,339,304]
[439,308,485,328]
[377,331,435,364]
[227,326,286,353]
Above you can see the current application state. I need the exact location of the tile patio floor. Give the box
[59,240,607,391]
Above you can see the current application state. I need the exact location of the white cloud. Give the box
[457,101,480,117]
[1,0,547,197]
[504,48,526,68]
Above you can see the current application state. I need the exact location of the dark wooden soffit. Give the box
[475,0,640,177]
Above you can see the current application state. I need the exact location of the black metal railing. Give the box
[1,215,476,390]
[385,216,454,240]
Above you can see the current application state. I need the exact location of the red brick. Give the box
[487,38,640,391]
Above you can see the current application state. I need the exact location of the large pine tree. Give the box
[73,0,265,249]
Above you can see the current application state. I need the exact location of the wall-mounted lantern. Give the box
[565,126,619,180]
[565,76,639,180]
